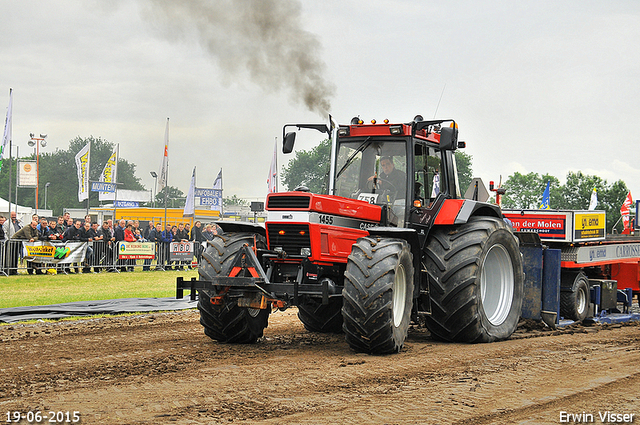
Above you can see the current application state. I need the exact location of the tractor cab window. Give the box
[414,144,442,206]
[335,139,407,226]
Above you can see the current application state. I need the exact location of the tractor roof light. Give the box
[389,125,403,135]
[338,126,350,136]
[350,117,361,125]
[384,119,389,124]
[371,119,376,124]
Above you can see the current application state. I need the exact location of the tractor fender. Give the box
[433,199,502,226]
[365,226,421,296]
[215,221,266,237]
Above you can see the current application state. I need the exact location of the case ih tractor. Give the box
[178,115,524,354]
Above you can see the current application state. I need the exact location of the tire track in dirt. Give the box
[1,310,639,424]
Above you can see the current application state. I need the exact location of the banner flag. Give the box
[588,188,598,210]
[539,180,551,210]
[158,118,169,192]
[620,191,633,230]
[267,139,277,193]
[99,144,118,201]
[183,166,196,217]
[75,142,91,202]
[0,88,12,173]
[211,168,222,212]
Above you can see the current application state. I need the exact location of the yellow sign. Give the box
[24,244,56,258]
[574,212,606,239]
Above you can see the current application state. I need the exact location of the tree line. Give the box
[0,136,249,215]
[280,140,630,233]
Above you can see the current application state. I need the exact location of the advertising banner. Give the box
[170,241,194,261]
[17,160,37,187]
[22,241,87,264]
[117,241,155,260]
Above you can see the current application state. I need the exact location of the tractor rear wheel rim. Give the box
[393,264,407,328]
[480,244,514,326]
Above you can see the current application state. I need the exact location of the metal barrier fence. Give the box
[0,240,205,276]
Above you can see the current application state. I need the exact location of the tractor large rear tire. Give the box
[424,216,523,343]
[197,232,269,343]
[297,297,344,333]
[560,271,590,321]
[342,237,414,354]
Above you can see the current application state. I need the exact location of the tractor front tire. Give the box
[297,297,343,333]
[197,232,269,343]
[342,237,414,354]
[424,216,523,343]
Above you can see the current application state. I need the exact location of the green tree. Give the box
[0,136,144,215]
[454,151,473,194]
[224,195,248,207]
[501,170,629,232]
[155,186,185,208]
[502,172,560,209]
[281,138,331,193]
[560,171,628,232]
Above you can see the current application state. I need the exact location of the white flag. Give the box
[183,166,196,217]
[182,167,196,217]
[99,144,118,201]
[588,188,598,210]
[213,168,222,189]
[75,142,91,202]
[211,168,222,212]
[158,118,169,192]
[267,139,277,193]
[0,88,12,173]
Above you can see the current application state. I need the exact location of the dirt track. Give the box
[1,309,640,424]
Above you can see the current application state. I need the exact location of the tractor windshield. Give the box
[334,139,408,225]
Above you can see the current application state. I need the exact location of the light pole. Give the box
[44,182,51,210]
[28,133,47,211]
[150,171,158,208]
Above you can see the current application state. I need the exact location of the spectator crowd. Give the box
[0,211,221,275]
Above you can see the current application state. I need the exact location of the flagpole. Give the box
[3,88,12,214]
[8,139,12,214]
[163,118,169,227]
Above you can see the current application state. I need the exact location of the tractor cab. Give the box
[328,116,462,228]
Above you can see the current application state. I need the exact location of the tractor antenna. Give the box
[433,83,447,118]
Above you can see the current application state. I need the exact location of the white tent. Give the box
[0,197,34,222]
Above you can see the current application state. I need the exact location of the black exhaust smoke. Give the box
[143,0,335,115]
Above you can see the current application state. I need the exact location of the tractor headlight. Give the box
[300,247,311,257]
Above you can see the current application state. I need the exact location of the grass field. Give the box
[0,269,198,309]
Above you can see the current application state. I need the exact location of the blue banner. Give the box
[91,181,117,192]
[115,200,139,208]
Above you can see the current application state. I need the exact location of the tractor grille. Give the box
[267,224,311,255]
[267,195,310,209]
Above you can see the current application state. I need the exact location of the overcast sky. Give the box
[2,0,639,206]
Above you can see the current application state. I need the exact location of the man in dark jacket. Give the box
[77,221,95,273]
[146,223,163,270]
[62,220,83,274]
[161,223,173,270]
[113,220,127,271]
[97,221,115,271]
[12,220,39,274]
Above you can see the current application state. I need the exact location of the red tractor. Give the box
[178,115,524,354]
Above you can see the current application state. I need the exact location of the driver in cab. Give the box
[367,156,405,195]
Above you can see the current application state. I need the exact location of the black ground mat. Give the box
[0,297,197,323]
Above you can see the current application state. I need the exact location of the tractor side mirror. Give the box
[439,126,458,150]
[283,132,296,154]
